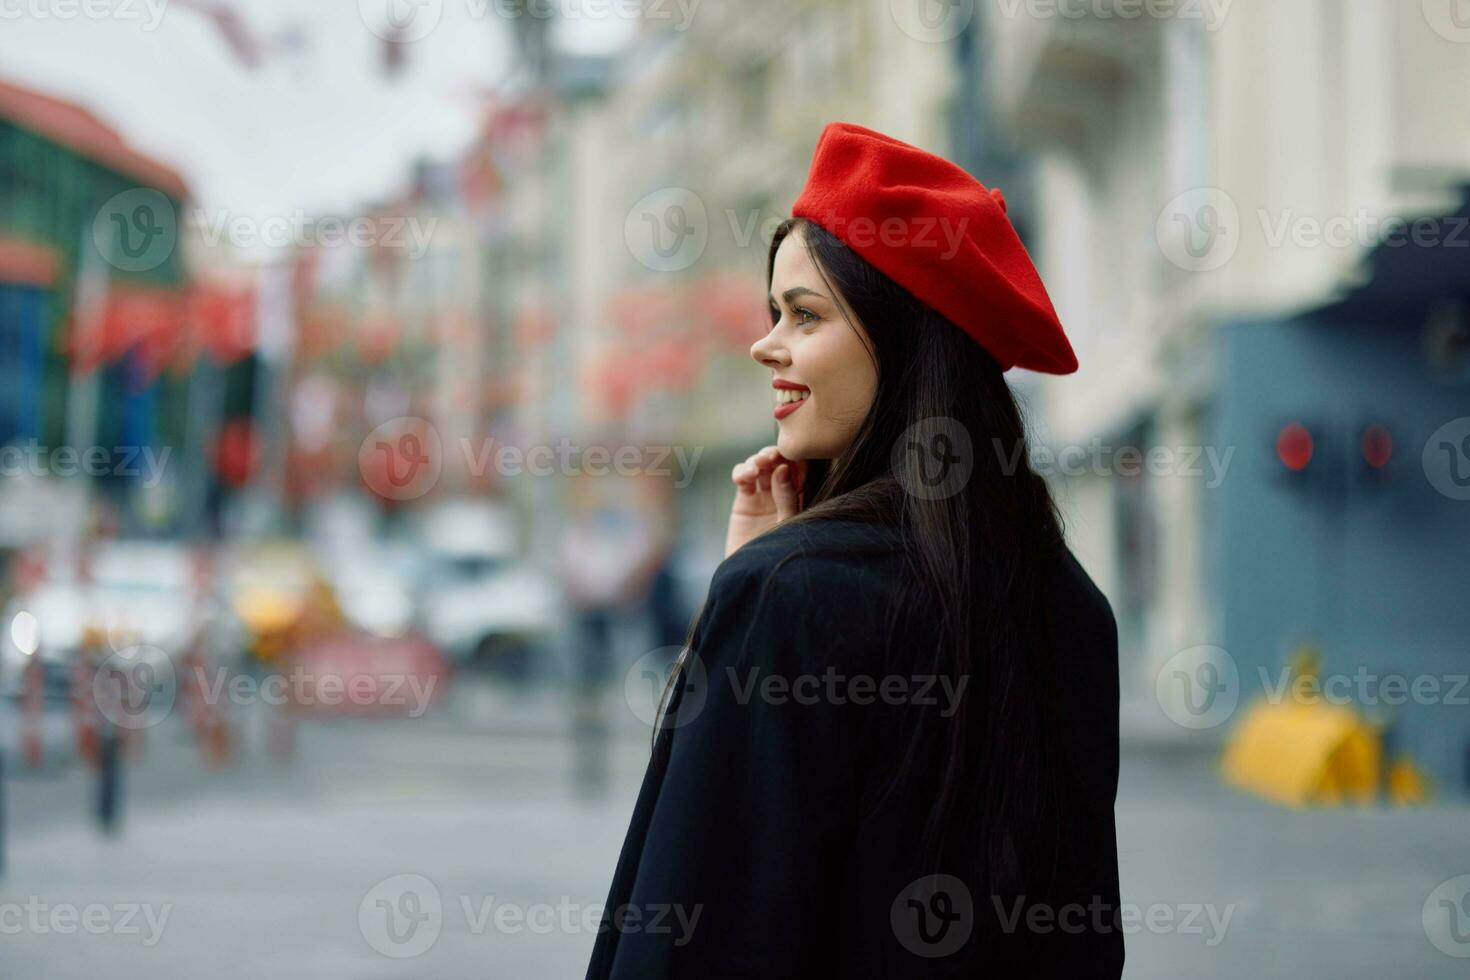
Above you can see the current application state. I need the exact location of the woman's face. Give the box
[750,226,878,460]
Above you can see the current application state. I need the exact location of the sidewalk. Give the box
[3,692,1465,978]
[2,793,633,979]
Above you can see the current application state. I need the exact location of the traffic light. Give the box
[1267,417,1395,495]
[1270,419,1321,487]
[1275,421,1315,473]
[1358,422,1393,484]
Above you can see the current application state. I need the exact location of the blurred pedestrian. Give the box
[623,470,692,661]
[557,488,660,692]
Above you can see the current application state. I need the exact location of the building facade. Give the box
[981,0,1470,787]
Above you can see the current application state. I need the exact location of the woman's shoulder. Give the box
[714,516,909,594]
[698,517,913,660]
[1045,545,1119,640]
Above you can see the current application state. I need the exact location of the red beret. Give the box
[791,121,1078,375]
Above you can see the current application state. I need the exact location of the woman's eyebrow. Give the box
[769,286,825,305]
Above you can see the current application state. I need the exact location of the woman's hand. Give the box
[725,446,807,558]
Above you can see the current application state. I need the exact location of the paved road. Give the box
[0,685,1466,978]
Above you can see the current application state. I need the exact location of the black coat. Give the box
[585,517,1124,978]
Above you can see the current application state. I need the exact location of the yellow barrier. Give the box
[1218,644,1419,808]
[1220,698,1380,807]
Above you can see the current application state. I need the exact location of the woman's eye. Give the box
[769,303,820,326]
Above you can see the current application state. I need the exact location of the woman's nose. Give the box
[750,328,788,368]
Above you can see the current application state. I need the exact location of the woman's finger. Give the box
[773,464,801,520]
[732,462,758,493]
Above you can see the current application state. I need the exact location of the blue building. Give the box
[1213,187,1470,795]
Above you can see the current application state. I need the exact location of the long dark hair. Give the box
[656,217,1074,907]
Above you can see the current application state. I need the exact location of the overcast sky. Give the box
[0,0,635,225]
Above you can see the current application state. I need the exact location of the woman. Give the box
[586,122,1123,978]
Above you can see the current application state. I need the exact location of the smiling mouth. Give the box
[774,388,808,420]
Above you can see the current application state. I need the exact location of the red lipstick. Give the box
[773,379,810,420]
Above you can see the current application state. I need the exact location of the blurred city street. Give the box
[2,682,1466,978]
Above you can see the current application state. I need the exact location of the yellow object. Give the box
[233,588,304,634]
[1220,645,1383,808]
[1387,756,1432,806]
[1221,699,1382,807]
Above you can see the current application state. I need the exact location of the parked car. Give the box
[318,539,420,640]
[408,499,561,676]
[1,539,201,700]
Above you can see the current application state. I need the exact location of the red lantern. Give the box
[187,282,256,364]
[214,419,260,488]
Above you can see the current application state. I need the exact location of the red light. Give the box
[1276,422,1313,472]
[1361,424,1392,469]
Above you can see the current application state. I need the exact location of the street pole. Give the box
[97,723,121,836]
[95,666,124,836]
[0,730,7,877]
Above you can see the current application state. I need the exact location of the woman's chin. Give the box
[775,431,804,460]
